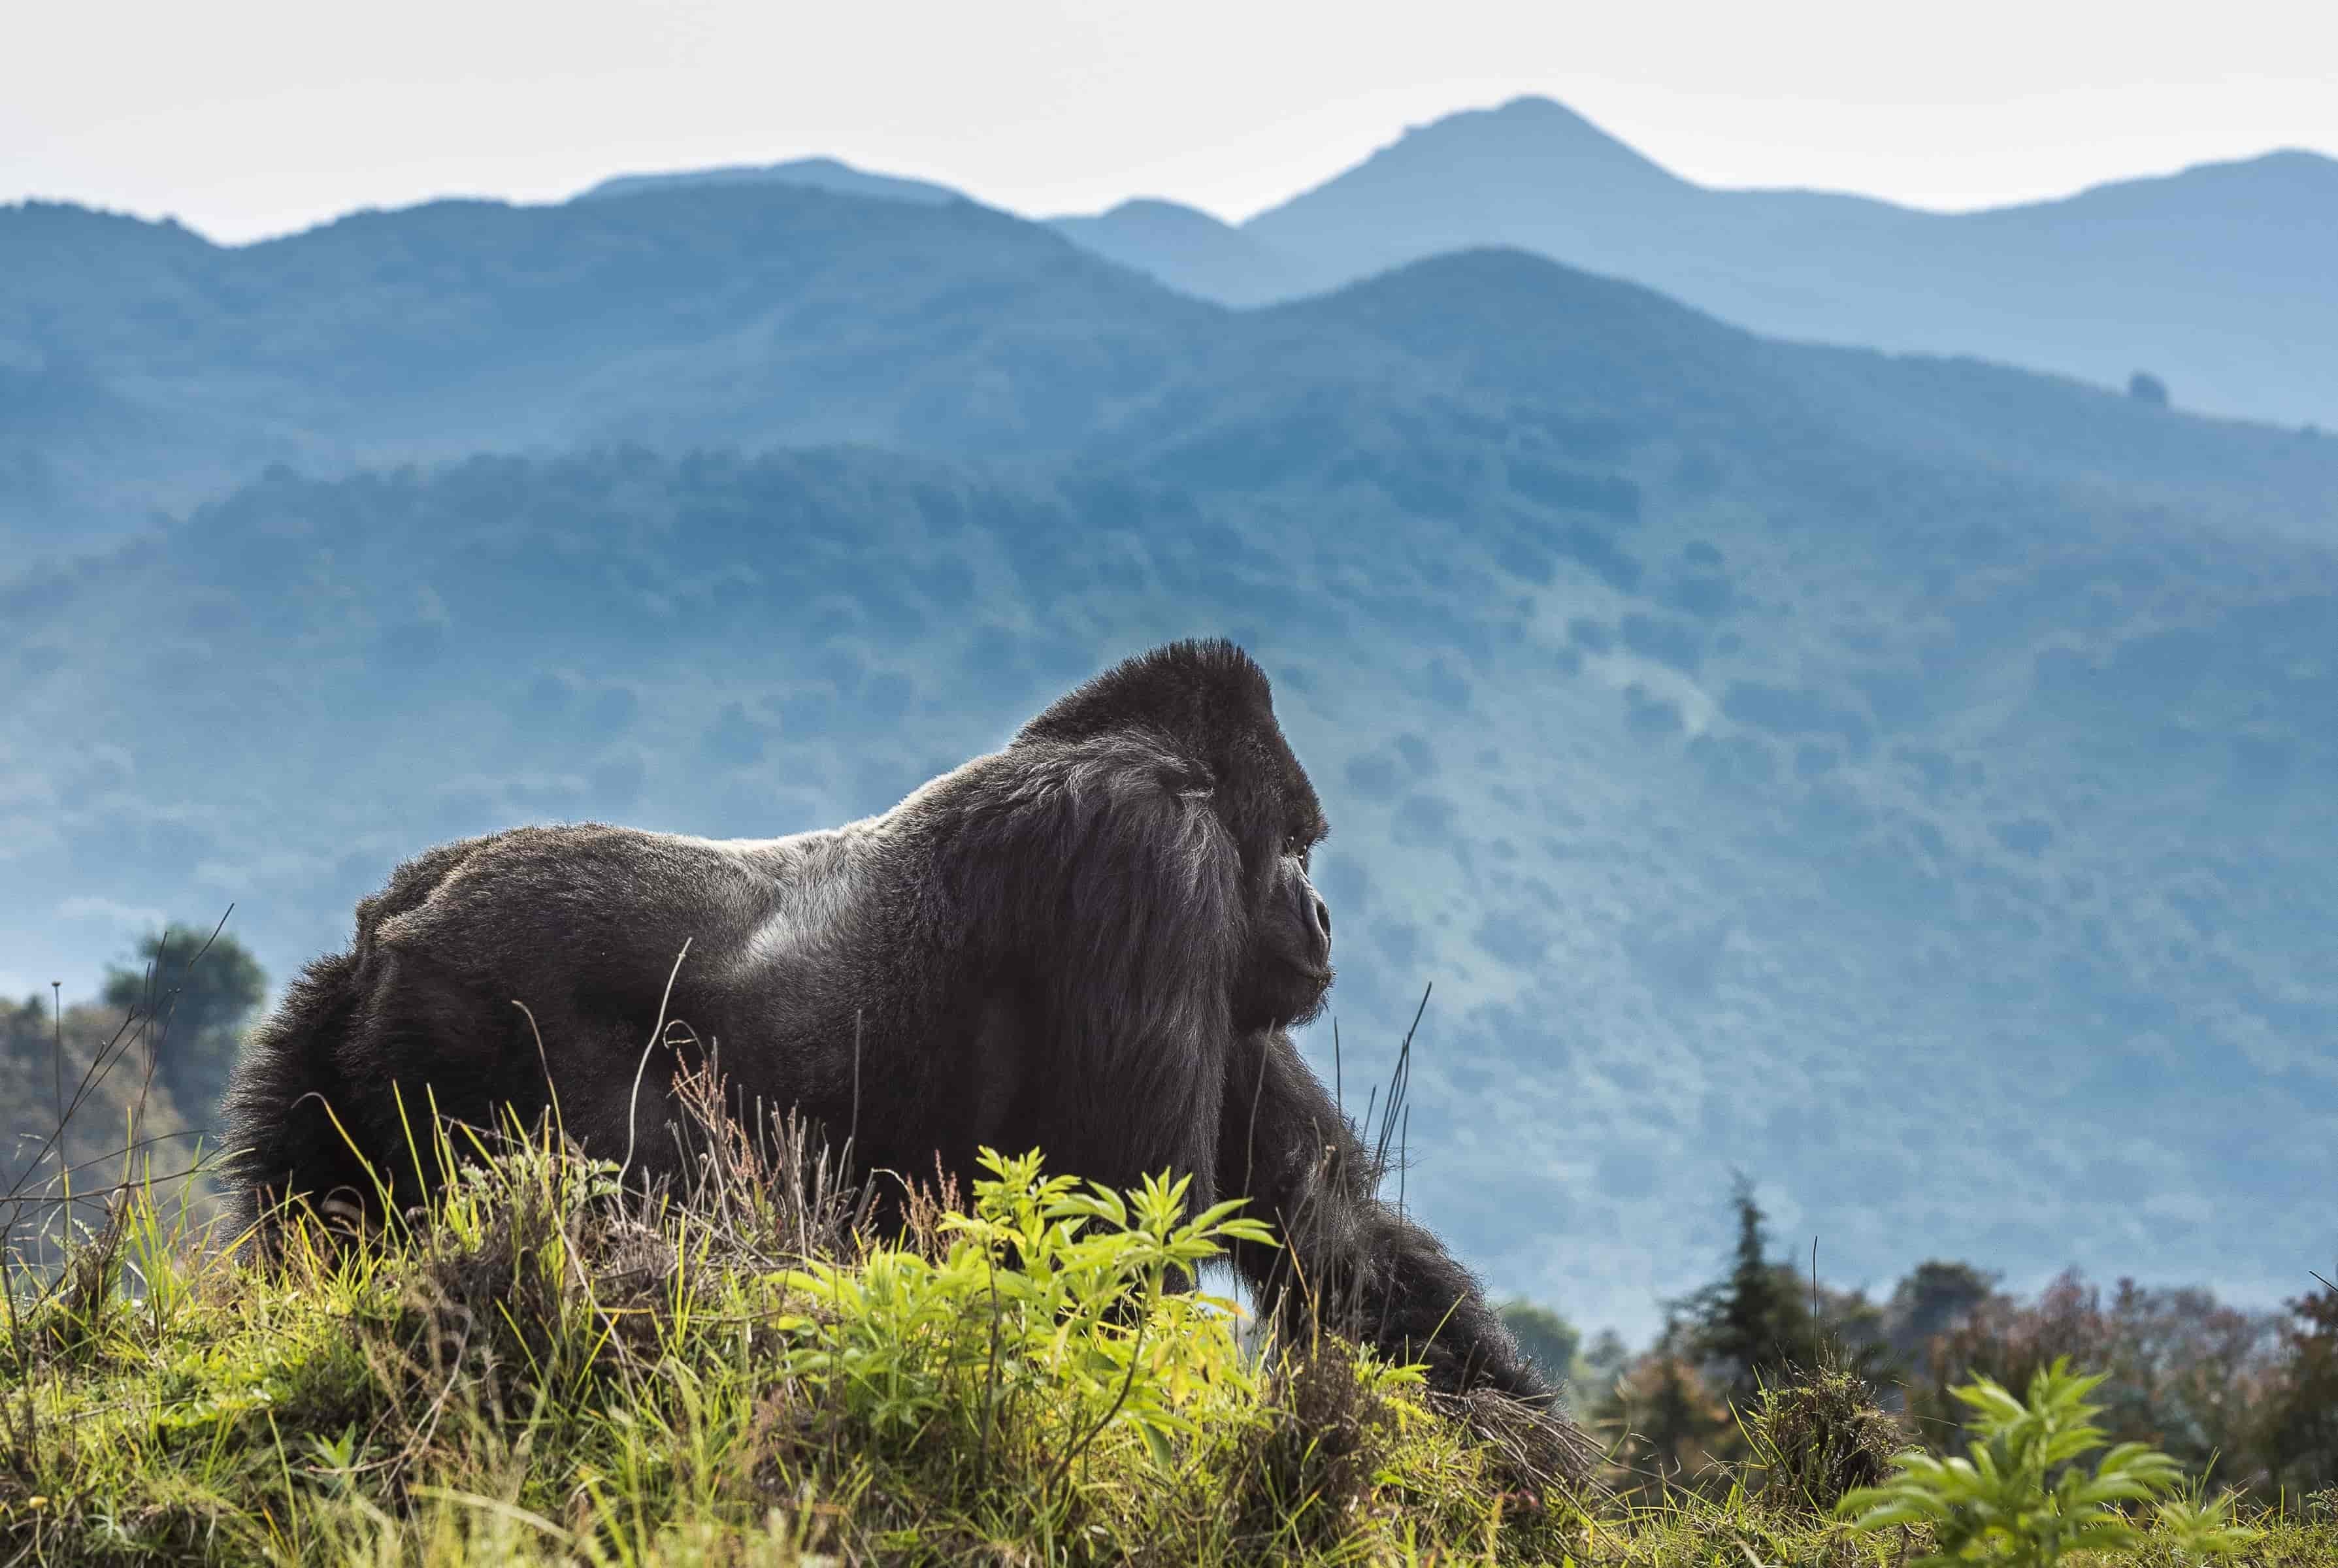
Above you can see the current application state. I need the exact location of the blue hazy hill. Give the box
[0,184,1211,546]
[506,101,2338,430]
[1046,197,1313,306]
[579,154,965,208]
[1061,96,2336,429]
[4,180,2334,1335]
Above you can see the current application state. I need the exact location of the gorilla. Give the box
[222,640,1549,1399]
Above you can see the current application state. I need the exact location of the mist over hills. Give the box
[0,185,1208,547]
[532,103,2338,428]
[9,161,2333,553]
[580,155,963,208]
[14,84,2324,547]
[1079,96,2338,428]
[1048,198,1313,308]
[4,177,2334,1335]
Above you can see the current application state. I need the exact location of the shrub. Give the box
[1741,1362,1904,1514]
[774,1147,1272,1487]
[1837,1357,2258,1567]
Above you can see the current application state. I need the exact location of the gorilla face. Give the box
[1235,847,1334,1030]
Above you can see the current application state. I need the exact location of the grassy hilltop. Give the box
[5,1073,2332,1567]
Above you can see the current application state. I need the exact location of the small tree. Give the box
[1890,1260,2000,1353]
[2260,1275,2338,1494]
[101,923,266,1122]
[2128,370,2170,407]
[1500,1298,1583,1384]
[1681,1173,1802,1401]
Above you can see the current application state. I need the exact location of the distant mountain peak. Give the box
[2119,144,2338,193]
[1047,197,1300,306]
[1481,93,1636,133]
[1363,93,1683,186]
[2126,145,2338,186]
[1240,93,1688,260]
[578,155,966,208]
[1973,143,2338,225]
[1098,197,1227,223]
[1057,197,1250,237]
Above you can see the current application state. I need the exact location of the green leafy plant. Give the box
[777,1146,1275,1481]
[1837,1356,2259,1566]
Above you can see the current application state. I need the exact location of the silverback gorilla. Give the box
[222,640,1548,1398]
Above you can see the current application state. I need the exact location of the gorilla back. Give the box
[223,639,1555,1403]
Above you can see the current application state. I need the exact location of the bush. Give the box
[1741,1363,1904,1514]
[774,1147,1271,1484]
[1837,1357,2257,1568]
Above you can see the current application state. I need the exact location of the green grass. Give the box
[4,1079,2333,1566]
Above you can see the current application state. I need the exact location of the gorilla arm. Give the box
[940,733,1251,1194]
[1219,1028,1550,1401]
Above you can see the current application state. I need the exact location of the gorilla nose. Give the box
[1311,894,1332,951]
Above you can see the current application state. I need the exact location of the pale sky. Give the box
[6,0,2335,244]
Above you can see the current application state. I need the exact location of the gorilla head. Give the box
[1016,642,1332,1032]
[222,638,1555,1408]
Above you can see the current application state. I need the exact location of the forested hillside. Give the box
[0,187,1202,544]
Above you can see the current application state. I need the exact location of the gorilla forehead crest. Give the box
[1017,638,1327,849]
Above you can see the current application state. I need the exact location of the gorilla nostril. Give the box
[1313,896,1332,945]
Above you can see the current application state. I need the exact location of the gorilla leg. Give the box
[220,949,375,1239]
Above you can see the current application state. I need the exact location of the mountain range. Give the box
[5,165,2334,1338]
[11,105,2337,557]
[577,96,2338,431]
[1100,96,2338,432]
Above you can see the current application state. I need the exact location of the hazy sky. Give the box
[8,0,2335,244]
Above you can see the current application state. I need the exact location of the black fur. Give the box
[222,639,1549,1399]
